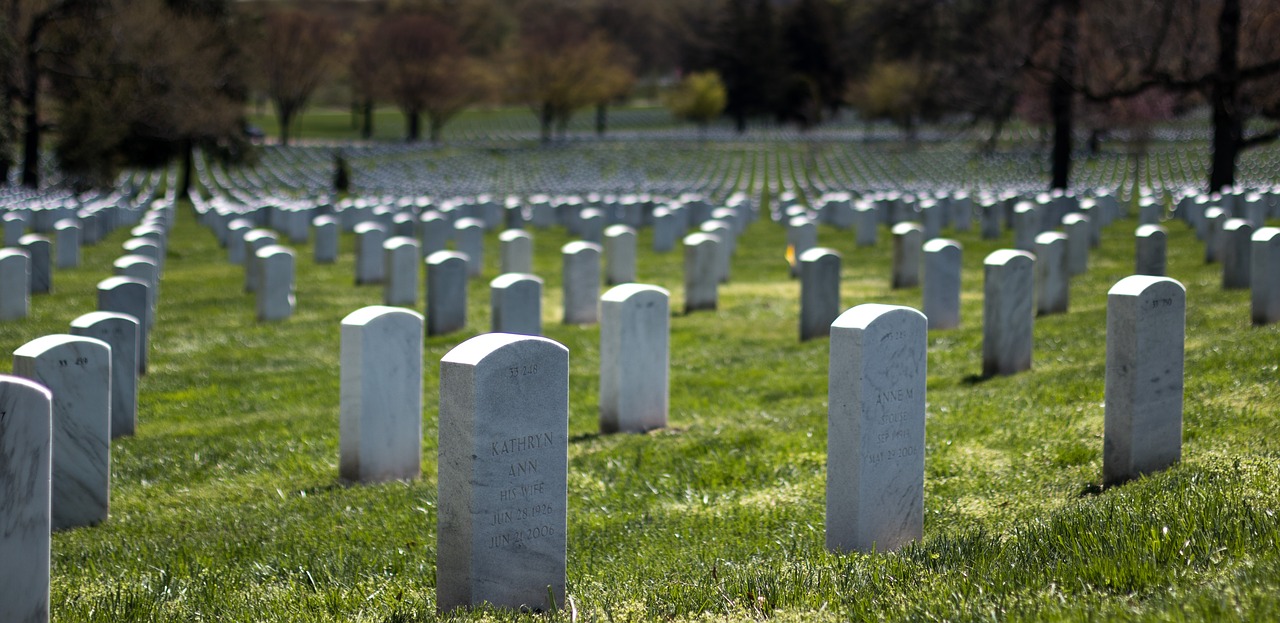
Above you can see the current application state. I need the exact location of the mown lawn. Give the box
[3,185,1278,621]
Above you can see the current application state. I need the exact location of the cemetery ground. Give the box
[3,182,1280,621]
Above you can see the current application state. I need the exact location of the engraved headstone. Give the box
[354,221,388,285]
[983,250,1035,376]
[339,306,423,483]
[13,335,111,530]
[1253,227,1280,326]
[97,277,151,375]
[426,251,468,336]
[312,216,338,264]
[827,304,926,553]
[499,229,534,274]
[799,248,841,341]
[19,235,51,295]
[890,222,923,289]
[70,312,139,438]
[1104,276,1185,486]
[600,284,669,433]
[561,241,601,325]
[256,245,296,322]
[438,334,569,612]
[384,236,420,307]
[1221,218,1253,289]
[0,375,53,623]
[1034,232,1069,315]
[1135,224,1167,276]
[603,225,637,285]
[923,238,961,330]
[0,249,30,320]
[490,273,543,336]
[683,233,719,313]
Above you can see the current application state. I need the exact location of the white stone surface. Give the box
[1034,232,1069,316]
[1221,218,1253,289]
[682,233,719,313]
[1135,224,1167,276]
[499,229,533,274]
[340,306,424,483]
[383,237,420,307]
[114,254,159,326]
[54,219,80,269]
[419,212,450,257]
[652,208,678,252]
[226,220,251,264]
[827,304,926,553]
[354,221,388,285]
[241,229,278,293]
[799,248,841,341]
[1061,213,1090,276]
[599,284,669,433]
[854,202,878,246]
[0,374,52,623]
[1012,202,1039,251]
[983,250,1035,376]
[1253,227,1280,325]
[561,241,601,325]
[490,273,543,336]
[0,249,30,321]
[122,237,161,272]
[890,223,923,289]
[426,251,469,336]
[786,217,817,277]
[454,217,486,277]
[3,213,24,246]
[1203,207,1225,263]
[923,238,961,330]
[604,225,638,285]
[256,245,296,322]
[13,335,111,530]
[97,277,151,375]
[438,333,568,612]
[19,235,51,295]
[312,216,338,264]
[1104,276,1185,485]
[70,312,139,438]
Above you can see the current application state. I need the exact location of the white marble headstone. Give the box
[561,241,601,325]
[98,277,151,375]
[54,219,81,269]
[0,249,30,321]
[383,236,420,307]
[340,306,424,483]
[682,233,719,313]
[600,284,669,433]
[827,304,926,553]
[1061,213,1090,276]
[499,229,533,274]
[983,250,1035,376]
[1252,227,1280,326]
[354,221,388,285]
[0,375,53,623]
[490,273,543,336]
[438,333,568,612]
[603,225,638,286]
[1104,276,1185,485]
[70,312,139,438]
[19,235,51,295]
[312,216,338,264]
[454,217,486,277]
[890,223,923,289]
[256,245,296,322]
[1221,218,1253,289]
[13,335,111,530]
[426,251,468,336]
[922,238,961,330]
[1135,224,1167,276]
[799,248,841,341]
[1034,231,1069,316]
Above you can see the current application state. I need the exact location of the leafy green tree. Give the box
[666,71,727,130]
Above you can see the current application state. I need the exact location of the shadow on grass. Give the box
[962,372,997,385]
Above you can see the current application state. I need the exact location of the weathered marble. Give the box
[1134,224,1167,276]
[561,241,601,325]
[1221,218,1254,289]
[983,250,1035,376]
[499,229,534,274]
[454,217,486,277]
[891,222,923,289]
[383,237,420,307]
[799,248,841,341]
[312,216,338,264]
[340,306,423,483]
[113,255,159,326]
[426,251,469,336]
[1104,276,1185,486]
[1034,232,1069,316]
[682,233,719,313]
[599,284,669,433]
[13,335,111,530]
[54,219,81,269]
[97,277,151,375]
[354,221,388,285]
[923,238,962,330]
[19,235,51,295]
[122,237,161,272]
[256,245,296,322]
[438,333,569,612]
[827,304,926,553]
[0,375,53,623]
[69,312,139,438]
[490,273,543,336]
[603,225,638,285]
[1252,227,1280,326]
[0,249,30,321]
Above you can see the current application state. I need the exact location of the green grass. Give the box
[4,182,1280,621]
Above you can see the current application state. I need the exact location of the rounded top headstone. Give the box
[922,238,961,253]
[341,305,424,327]
[604,225,635,238]
[799,247,841,263]
[985,249,1035,267]
[440,332,567,367]
[891,222,923,235]
[383,236,418,251]
[601,283,669,303]
[561,241,602,255]
[499,229,531,242]
[1108,275,1185,299]
[427,250,469,266]
[490,273,542,288]
[13,333,110,360]
[70,310,139,330]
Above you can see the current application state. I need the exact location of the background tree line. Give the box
[2,0,1278,192]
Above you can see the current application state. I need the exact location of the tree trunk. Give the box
[1049,0,1079,191]
[540,102,554,144]
[361,99,373,140]
[1209,0,1241,192]
[429,116,443,143]
[177,139,194,200]
[734,111,747,133]
[21,44,40,188]
[595,103,607,136]
[407,110,421,142]
[278,106,294,147]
